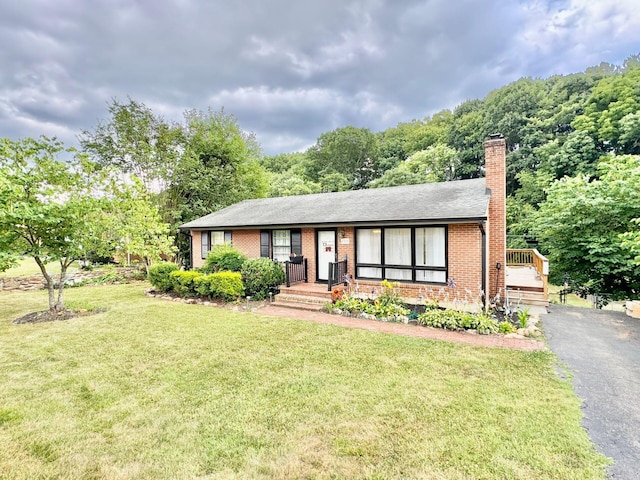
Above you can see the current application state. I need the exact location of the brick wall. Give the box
[338,227,356,278]
[190,229,261,268]
[231,230,261,259]
[191,230,203,268]
[301,228,316,280]
[484,136,507,299]
[448,223,483,298]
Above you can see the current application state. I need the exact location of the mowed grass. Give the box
[0,258,81,278]
[0,284,608,479]
[548,284,626,311]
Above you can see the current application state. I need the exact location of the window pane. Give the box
[260,231,270,258]
[357,267,382,278]
[385,228,411,265]
[416,270,446,283]
[201,231,209,259]
[291,230,302,256]
[272,230,291,262]
[273,230,290,246]
[211,231,225,246]
[415,227,445,267]
[357,229,381,264]
[386,268,412,280]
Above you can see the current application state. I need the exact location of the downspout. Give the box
[478,221,486,309]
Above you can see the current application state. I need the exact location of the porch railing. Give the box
[284,258,308,287]
[328,259,348,291]
[506,248,549,297]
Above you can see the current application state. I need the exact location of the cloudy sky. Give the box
[1,0,639,156]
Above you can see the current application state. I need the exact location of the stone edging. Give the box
[0,267,141,292]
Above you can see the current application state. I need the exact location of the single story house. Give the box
[180,136,507,304]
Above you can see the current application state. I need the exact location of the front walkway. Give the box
[256,304,545,351]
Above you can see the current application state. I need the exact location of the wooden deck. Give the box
[505,265,544,292]
[506,265,549,309]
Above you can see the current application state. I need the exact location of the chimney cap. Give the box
[489,133,504,140]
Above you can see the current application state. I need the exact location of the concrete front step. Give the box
[271,300,326,312]
[507,289,549,307]
[278,287,336,299]
[276,293,331,305]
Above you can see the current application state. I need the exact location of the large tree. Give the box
[79,98,182,190]
[305,126,380,189]
[91,177,176,271]
[0,137,175,311]
[534,155,640,299]
[370,144,459,187]
[572,68,640,154]
[0,138,109,311]
[166,108,268,224]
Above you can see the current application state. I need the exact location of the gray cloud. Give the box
[0,0,638,155]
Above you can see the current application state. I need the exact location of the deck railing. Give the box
[506,248,549,297]
[284,258,308,287]
[328,259,348,291]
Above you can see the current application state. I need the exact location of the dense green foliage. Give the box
[200,244,247,273]
[169,270,202,297]
[534,155,640,299]
[149,264,244,301]
[240,258,285,300]
[194,272,245,301]
[417,309,499,335]
[82,103,268,265]
[0,137,173,311]
[147,262,180,291]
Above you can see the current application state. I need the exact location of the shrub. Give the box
[201,244,247,274]
[333,290,410,321]
[170,270,201,297]
[498,321,517,334]
[417,309,499,333]
[194,272,244,301]
[148,262,180,292]
[475,314,499,335]
[241,258,285,300]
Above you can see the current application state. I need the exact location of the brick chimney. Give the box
[484,134,506,300]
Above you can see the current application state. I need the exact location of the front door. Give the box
[317,230,337,282]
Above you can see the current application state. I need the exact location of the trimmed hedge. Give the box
[147,263,180,292]
[241,257,285,300]
[194,272,244,301]
[149,263,245,302]
[170,270,201,297]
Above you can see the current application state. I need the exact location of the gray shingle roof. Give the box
[180,178,489,229]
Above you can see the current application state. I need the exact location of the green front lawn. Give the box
[0,258,81,278]
[0,284,609,479]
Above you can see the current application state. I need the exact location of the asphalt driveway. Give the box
[543,305,640,479]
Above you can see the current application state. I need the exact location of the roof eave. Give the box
[181,215,488,231]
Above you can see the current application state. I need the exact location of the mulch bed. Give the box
[13,308,105,325]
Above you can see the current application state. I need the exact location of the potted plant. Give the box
[289,253,303,264]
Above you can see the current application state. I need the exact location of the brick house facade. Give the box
[182,136,507,304]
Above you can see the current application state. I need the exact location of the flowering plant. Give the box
[331,288,344,303]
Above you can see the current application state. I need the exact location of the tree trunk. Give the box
[33,256,58,311]
[55,261,69,312]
